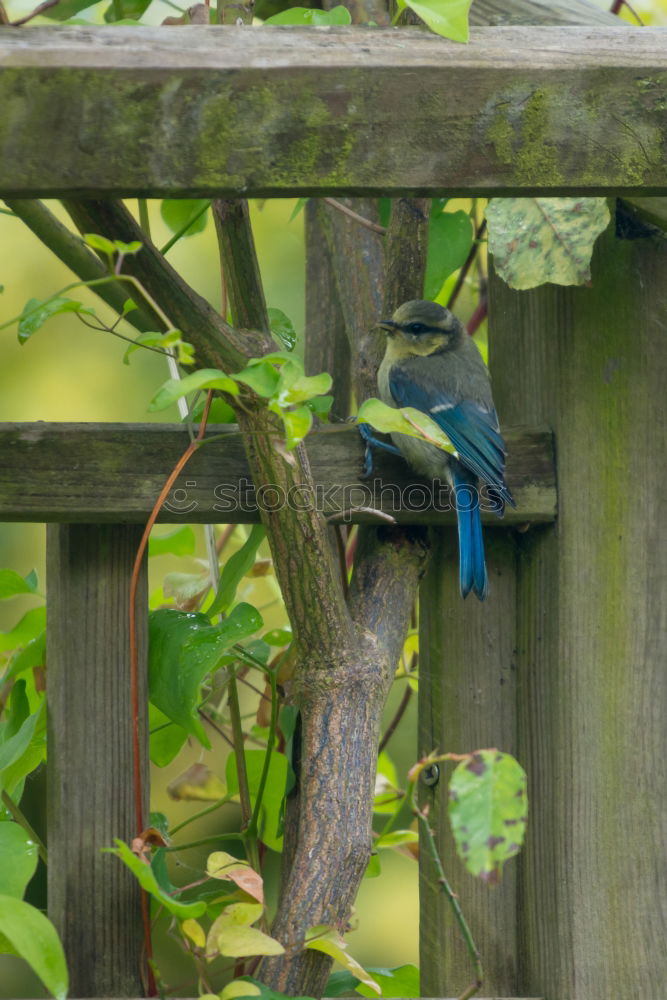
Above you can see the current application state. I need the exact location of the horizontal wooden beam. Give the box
[1,26,666,197]
[0,422,554,524]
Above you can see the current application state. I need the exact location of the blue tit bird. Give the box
[372,299,515,600]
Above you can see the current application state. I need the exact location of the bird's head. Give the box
[379,300,464,357]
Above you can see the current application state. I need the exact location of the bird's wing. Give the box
[388,366,515,506]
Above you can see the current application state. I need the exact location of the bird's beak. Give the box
[379,320,398,335]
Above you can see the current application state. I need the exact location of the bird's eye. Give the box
[407,322,427,334]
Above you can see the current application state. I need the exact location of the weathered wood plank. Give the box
[490,227,667,997]
[47,525,148,997]
[420,531,520,996]
[0,422,554,524]
[1,26,666,197]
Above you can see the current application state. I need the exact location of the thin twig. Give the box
[10,0,60,25]
[446,219,487,314]
[324,197,387,235]
[378,684,413,754]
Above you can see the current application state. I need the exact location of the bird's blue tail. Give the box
[453,472,488,601]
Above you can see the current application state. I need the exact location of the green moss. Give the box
[487,88,563,186]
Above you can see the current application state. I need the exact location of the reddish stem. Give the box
[129,390,214,995]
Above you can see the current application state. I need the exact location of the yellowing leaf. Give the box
[358,398,457,457]
[207,904,284,959]
[220,981,262,1000]
[206,852,264,904]
[181,918,206,949]
[304,926,381,994]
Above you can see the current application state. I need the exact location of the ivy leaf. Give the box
[357,398,457,457]
[424,210,473,300]
[209,525,266,617]
[18,297,95,344]
[448,749,528,883]
[485,197,611,289]
[398,0,472,42]
[148,605,263,749]
[0,895,68,1000]
[106,839,207,919]
[160,199,210,238]
[0,824,38,899]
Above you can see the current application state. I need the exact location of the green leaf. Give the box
[226,749,288,852]
[149,605,263,748]
[223,978,314,1000]
[0,608,46,654]
[83,232,117,255]
[123,329,192,364]
[160,199,210,238]
[234,360,281,398]
[305,926,380,994]
[0,570,39,600]
[2,679,29,742]
[5,631,46,685]
[357,398,457,456]
[0,823,38,898]
[424,210,473,300]
[0,703,45,786]
[305,395,333,420]
[187,396,236,424]
[0,895,68,999]
[374,829,419,849]
[104,0,152,20]
[264,5,351,23]
[485,197,611,289]
[148,368,239,411]
[106,839,206,919]
[149,525,196,558]
[18,297,95,344]
[113,239,143,255]
[363,853,381,879]
[374,750,401,814]
[149,704,188,768]
[262,628,292,647]
[209,525,266,617]
[448,749,528,883]
[267,308,296,351]
[280,406,313,450]
[39,0,98,18]
[274,361,332,407]
[288,198,308,223]
[400,0,472,41]
[356,964,420,998]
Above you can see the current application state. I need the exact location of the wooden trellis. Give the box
[1,0,667,997]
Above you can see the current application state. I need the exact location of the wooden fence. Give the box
[1,0,666,997]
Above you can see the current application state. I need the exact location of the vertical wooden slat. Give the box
[47,524,148,998]
[490,223,667,997]
[419,530,519,997]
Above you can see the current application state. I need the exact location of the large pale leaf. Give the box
[448,749,528,883]
[486,197,610,289]
[0,894,68,1000]
[149,604,263,748]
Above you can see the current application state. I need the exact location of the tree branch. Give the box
[61,198,272,371]
[4,198,160,333]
